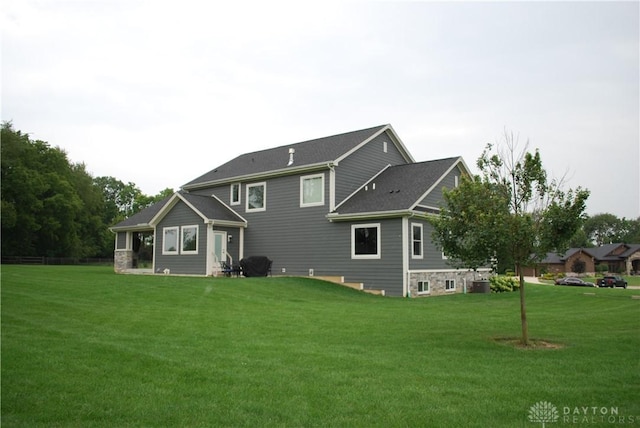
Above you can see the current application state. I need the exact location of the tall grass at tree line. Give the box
[2,266,639,427]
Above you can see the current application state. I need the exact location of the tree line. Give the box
[2,122,638,261]
[1,122,173,258]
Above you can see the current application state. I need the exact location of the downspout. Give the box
[327,162,336,212]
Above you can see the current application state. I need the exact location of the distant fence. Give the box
[1,256,114,266]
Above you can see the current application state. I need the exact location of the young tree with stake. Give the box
[431,130,589,345]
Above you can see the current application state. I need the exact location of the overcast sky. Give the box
[2,1,639,219]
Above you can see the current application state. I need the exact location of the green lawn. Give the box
[2,266,639,427]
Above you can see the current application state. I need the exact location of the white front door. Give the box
[212,231,227,266]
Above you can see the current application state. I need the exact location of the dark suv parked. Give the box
[598,275,628,289]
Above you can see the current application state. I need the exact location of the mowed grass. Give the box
[2,266,639,427]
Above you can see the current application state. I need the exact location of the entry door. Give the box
[212,231,227,265]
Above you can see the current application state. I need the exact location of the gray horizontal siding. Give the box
[409,220,455,270]
[155,201,208,275]
[335,133,408,205]
[419,165,462,209]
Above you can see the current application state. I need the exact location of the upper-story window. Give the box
[412,223,423,259]
[300,173,325,207]
[246,182,266,212]
[230,183,241,205]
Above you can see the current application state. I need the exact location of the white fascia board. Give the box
[181,162,332,191]
[333,164,392,211]
[326,209,411,222]
[109,224,154,233]
[334,125,415,165]
[409,157,464,211]
[209,193,248,226]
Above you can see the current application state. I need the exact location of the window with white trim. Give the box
[163,227,179,255]
[454,175,459,188]
[445,279,456,291]
[300,173,324,207]
[412,223,423,259]
[181,225,199,254]
[352,223,381,259]
[230,183,240,205]
[246,182,266,212]
[418,281,430,294]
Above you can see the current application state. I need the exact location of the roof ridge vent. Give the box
[287,148,295,166]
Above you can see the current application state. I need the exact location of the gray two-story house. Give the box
[111,124,484,297]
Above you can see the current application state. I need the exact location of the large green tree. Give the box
[431,131,589,345]
[1,122,173,258]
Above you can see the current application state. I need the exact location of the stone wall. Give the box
[114,250,133,273]
[408,270,492,297]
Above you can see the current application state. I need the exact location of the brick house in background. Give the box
[527,243,640,276]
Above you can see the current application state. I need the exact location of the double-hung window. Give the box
[352,223,381,259]
[230,183,240,206]
[300,173,324,207]
[246,182,266,212]
[163,226,179,255]
[163,225,199,255]
[412,223,423,259]
[181,225,198,254]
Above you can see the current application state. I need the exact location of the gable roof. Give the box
[328,157,464,220]
[182,124,413,190]
[109,195,173,231]
[110,192,246,231]
[540,243,640,264]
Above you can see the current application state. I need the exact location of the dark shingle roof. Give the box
[180,193,245,224]
[183,125,389,189]
[110,195,172,229]
[333,157,460,215]
[111,192,245,230]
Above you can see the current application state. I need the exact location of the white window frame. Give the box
[445,279,456,291]
[351,223,381,259]
[230,183,241,206]
[246,182,266,212]
[383,141,388,153]
[162,226,179,255]
[300,173,325,207]
[181,225,199,255]
[411,223,423,259]
[442,252,448,260]
[454,175,459,188]
[418,280,430,295]
[115,232,130,250]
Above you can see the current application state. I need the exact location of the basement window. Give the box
[418,281,430,294]
[445,279,456,291]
